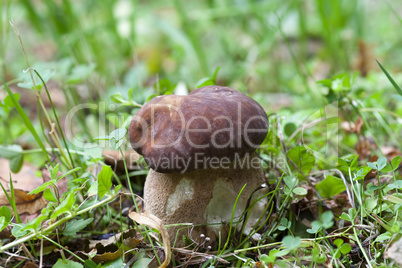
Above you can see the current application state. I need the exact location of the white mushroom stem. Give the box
[143,155,269,247]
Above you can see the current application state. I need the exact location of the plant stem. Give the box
[0,193,119,252]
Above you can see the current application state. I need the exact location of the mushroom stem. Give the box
[144,154,269,247]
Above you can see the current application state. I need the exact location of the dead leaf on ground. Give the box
[355,137,376,160]
[0,158,69,221]
[0,189,46,215]
[129,211,171,268]
[0,158,43,191]
[354,40,374,77]
[84,229,141,264]
[381,147,401,162]
[22,261,39,268]
[103,150,141,171]
[341,117,364,135]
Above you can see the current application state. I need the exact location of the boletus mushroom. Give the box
[129,85,269,247]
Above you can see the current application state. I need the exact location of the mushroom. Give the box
[129,86,269,247]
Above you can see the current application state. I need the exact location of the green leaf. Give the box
[307,221,322,234]
[43,188,58,202]
[278,218,291,231]
[374,232,392,242]
[0,217,7,232]
[283,176,297,189]
[103,257,124,268]
[88,181,98,196]
[354,166,372,181]
[98,166,113,199]
[127,87,134,102]
[0,145,23,159]
[0,206,12,222]
[282,235,301,250]
[54,259,83,268]
[146,93,158,103]
[9,154,23,173]
[63,218,93,236]
[333,238,344,248]
[4,93,20,107]
[292,187,307,196]
[132,257,152,268]
[11,224,29,238]
[321,211,334,229]
[110,93,127,104]
[84,260,97,268]
[18,69,54,90]
[367,162,377,170]
[154,78,173,94]
[51,163,60,181]
[391,156,401,171]
[21,214,47,233]
[376,60,402,96]
[287,146,315,178]
[29,181,54,195]
[377,157,387,171]
[260,253,274,264]
[51,193,76,220]
[340,208,355,222]
[284,122,297,136]
[195,77,214,88]
[388,180,402,189]
[382,156,401,172]
[339,243,352,254]
[316,175,346,198]
[211,67,220,82]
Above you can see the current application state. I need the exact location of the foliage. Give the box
[0,0,402,267]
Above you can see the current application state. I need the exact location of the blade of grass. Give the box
[376,59,402,96]
[0,76,50,162]
[0,175,22,223]
[34,69,76,169]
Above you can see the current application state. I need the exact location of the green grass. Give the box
[0,0,402,267]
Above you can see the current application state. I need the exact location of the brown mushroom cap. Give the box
[128,86,268,173]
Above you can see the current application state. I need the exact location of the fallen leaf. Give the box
[85,229,141,264]
[129,211,171,268]
[0,189,46,215]
[0,158,43,192]
[103,150,140,171]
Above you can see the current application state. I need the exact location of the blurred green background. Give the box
[1,0,402,156]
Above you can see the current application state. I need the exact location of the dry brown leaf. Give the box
[22,261,39,268]
[341,117,363,134]
[381,147,401,162]
[0,189,46,215]
[89,229,140,249]
[103,150,141,171]
[0,158,43,192]
[129,211,171,268]
[86,229,141,264]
